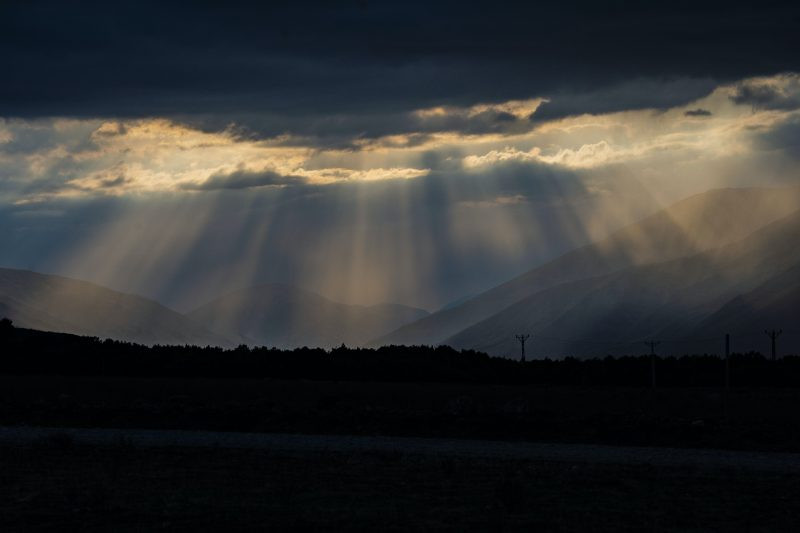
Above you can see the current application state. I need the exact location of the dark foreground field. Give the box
[1,438,798,532]
[3,375,800,452]
[4,372,800,530]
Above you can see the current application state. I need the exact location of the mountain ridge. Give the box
[371,186,800,348]
[445,208,800,356]
[0,268,233,346]
[187,283,429,348]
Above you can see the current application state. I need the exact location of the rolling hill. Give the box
[687,264,800,354]
[372,186,800,348]
[445,208,800,357]
[187,283,429,348]
[0,268,232,346]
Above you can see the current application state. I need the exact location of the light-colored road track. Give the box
[1,425,799,473]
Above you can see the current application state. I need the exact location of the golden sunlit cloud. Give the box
[414,98,545,120]
[2,73,799,207]
[295,167,429,184]
[458,75,800,177]
[467,98,546,119]
[4,73,798,313]
[7,119,432,203]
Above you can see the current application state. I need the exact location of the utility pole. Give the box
[645,340,660,388]
[725,333,730,390]
[515,334,530,363]
[722,334,731,425]
[764,329,782,361]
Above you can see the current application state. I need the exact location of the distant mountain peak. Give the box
[188,282,429,349]
[0,267,233,346]
[371,185,800,350]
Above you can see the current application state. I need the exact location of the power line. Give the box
[645,340,660,388]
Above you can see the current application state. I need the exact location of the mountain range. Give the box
[373,186,800,356]
[0,268,230,347]
[0,270,427,348]
[1,186,798,356]
[444,208,800,356]
[187,284,428,348]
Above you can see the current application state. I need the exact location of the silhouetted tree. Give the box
[0,324,798,387]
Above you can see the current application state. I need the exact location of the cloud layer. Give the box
[3,74,799,205]
[2,1,800,142]
[2,2,800,310]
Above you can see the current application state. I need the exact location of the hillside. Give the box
[188,284,428,348]
[445,209,800,357]
[0,268,231,346]
[687,264,800,354]
[372,186,800,347]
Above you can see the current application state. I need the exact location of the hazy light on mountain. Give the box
[1,74,800,310]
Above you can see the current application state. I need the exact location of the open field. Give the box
[2,438,799,532]
[5,370,800,530]
[3,375,800,452]
[4,426,800,472]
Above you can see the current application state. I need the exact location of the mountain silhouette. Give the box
[687,263,800,354]
[0,268,232,346]
[372,186,800,348]
[187,283,429,348]
[445,208,800,356]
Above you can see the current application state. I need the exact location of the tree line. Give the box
[1,319,799,387]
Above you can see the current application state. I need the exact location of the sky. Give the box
[1,1,800,310]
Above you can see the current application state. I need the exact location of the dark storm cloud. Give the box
[530,78,719,123]
[684,108,713,117]
[731,83,782,108]
[96,175,129,189]
[181,169,308,191]
[729,76,800,110]
[1,0,799,141]
[180,104,536,150]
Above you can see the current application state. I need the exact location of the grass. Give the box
[4,375,800,530]
[3,375,800,451]
[1,440,799,532]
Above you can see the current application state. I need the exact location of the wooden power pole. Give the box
[515,334,530,363]
[765,329,782,361]
[725,333,730,390]
[645,340,660,388]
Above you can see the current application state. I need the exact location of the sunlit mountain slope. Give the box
[446,209,800,356]
[373,186,800,348]
[0,268,231,346]
[188,283,429,348]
